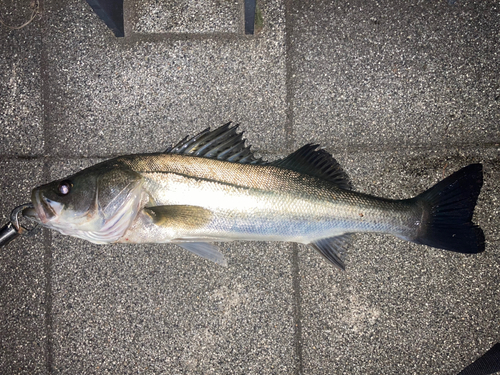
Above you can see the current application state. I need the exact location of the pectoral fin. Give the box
[142,206,225,265]
[143,205,213,229]
[175,242,227,266]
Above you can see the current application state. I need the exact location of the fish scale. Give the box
[120,154,421,244]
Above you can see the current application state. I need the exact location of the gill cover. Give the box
[30,162,145,244]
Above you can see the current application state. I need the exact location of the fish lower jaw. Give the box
[31,190,63,225]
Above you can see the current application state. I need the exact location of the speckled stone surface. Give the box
[45,159,296,374]
[42,0,286,158]
[0,0,43,155]
[131,0,243,34]
[290,0,500,151]
[0,0,499,374]
[0,160,47,375]
[297,148,500,375]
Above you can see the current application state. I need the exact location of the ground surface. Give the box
[0,0,499,374]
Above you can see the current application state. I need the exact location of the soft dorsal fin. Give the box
[164,122,263,164]
[271,144,352,189]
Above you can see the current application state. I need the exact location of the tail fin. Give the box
[412,164,484,253]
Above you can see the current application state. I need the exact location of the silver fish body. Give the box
[114,154,418,244]
[24,124,484,269]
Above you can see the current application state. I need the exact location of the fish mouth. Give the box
[21,205,39,222]
[26,189,57,224]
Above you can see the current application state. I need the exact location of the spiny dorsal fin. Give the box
[308,234,353,271]
[164,122,263,164]
[271,145,352,190]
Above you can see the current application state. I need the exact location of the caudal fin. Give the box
[412,164,484,253]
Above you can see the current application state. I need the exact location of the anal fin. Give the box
[175,242,228,266]
[308,234,352,271]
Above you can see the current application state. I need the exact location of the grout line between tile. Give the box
[284,0,295,151]
[40,0,54,372]
[42,193,54,375]
[284,1,303,373]
[0,142,497,161]
[291,243,304,375]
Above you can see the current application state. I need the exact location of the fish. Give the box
[23,123,485,270]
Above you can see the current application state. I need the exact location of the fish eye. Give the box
[57,180,72,196]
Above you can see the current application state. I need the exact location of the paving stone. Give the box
[130,0,242,34]
[0,0,43,155]
[298,148,500,375]
[0,160,47,375]
[43,0,286,158]
[290,0,500,151]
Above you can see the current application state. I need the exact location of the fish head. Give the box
[24,162,145,243]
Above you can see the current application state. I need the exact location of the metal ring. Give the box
[10,203,34,232]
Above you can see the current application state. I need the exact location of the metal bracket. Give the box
[244,0,256,34]
[0,203,38,248]
[85,0,124,37]
[84,0,257,37]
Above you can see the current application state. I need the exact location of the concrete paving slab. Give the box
[290,0,500,151]
[50,240,296,374]
[130,0,242,34]
[45,159,296,374]
[290,2,500,370]
[0,0,43,155]
[298,147,500,375]
[43,0,286,158]
[0,160,47,375]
